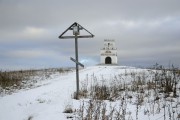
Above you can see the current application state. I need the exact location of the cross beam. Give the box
[70,57,84,68]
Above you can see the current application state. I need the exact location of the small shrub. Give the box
[72,90,88,99]
[36,99,46,103]
[177,114,180,118]
[63,105,73,113]
[27,115,33,120]
[154,96,160,101]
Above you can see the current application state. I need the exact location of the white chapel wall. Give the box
[100,39,118,65]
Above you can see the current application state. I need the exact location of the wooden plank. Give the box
[70,57,84,68]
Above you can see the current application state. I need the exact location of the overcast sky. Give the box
[0,0,180,70]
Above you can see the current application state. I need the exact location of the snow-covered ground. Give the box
[0,66,179,120]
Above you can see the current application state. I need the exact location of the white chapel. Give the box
[100,39,118,65]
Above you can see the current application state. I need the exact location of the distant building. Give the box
[100,40,118,65]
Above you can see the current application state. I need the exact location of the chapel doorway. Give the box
[105,57,112,64]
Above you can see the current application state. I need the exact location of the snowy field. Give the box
[0,65,180,120]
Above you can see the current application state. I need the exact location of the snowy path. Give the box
[0,71,78,120]
[0,66,146,120]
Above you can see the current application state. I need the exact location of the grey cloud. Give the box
[0,0,180,69]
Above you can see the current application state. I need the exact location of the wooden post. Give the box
[75,35,79,99]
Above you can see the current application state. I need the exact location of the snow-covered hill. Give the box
[0,66,179,120]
